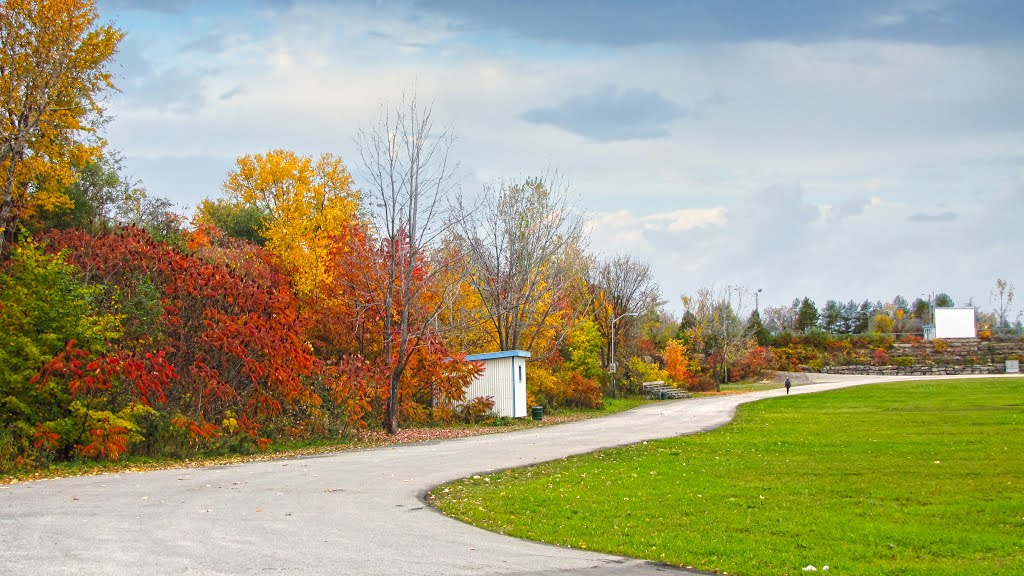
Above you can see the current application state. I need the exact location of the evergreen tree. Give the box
[746,308,770,345]
[796,297,819,332]
[820,299,844,333]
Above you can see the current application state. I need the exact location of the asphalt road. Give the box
[0,374,951,575]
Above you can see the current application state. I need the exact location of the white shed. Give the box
[932,307,977,339]
[463,350,530,418]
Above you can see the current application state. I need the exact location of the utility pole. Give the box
[722,319,728,391]
[610,311,639,398]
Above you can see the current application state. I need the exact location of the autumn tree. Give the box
[354,93,463,434]
[220,149,359,305]
[663,339,690,385]
[871,312,894,334]
[454,175,588,358]
[678,285,750,390]
[0,0,123,250]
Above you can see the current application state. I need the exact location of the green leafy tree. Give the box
[37,154,123,232]
[676,309,698,343]
[934,293,954,308]
[194,198,268,246]
[910,297,930,320]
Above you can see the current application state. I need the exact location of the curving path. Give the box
[0,374,987,575]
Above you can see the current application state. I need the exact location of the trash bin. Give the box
[531,406,544,421]
[660,391,668,400]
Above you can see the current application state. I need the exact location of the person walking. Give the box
[785,377,791,395]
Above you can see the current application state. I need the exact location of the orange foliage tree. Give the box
[315,222,481,430]
[663,339,691,385]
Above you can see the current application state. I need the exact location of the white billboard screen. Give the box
[934,308,976,339]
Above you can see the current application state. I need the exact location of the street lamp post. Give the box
[755,288,763,313]
[610,311,639,398]
[722,319,729,391]
[920,292,935,339]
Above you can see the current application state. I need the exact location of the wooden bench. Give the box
[641,381,690,399]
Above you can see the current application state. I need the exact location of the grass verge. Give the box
[431,378,1024,576]
[2,396,656,484]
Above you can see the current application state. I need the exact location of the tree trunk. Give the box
[385,370,400,434]
[0,153,20,254]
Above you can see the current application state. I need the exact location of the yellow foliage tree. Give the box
[871,313,894,334]
[0,0,123,248]
[222,149,359,306]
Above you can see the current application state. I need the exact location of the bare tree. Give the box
[454,175,588,357]
[991,278,1016,333]
[590,254,662,368]
[762,303,799,334]
[354,93,461,434]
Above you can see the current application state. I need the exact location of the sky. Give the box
[95,0,1023,316]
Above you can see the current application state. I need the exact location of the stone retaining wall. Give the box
[811,363,1008,376]
[810,337,1024,376]
[889,337,1024,365]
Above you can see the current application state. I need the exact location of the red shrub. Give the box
[43,227,319,442]
[872,347,890,366]
[561,372,603,408]
[732,346,776,381]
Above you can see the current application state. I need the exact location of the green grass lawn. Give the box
[431,378,1024,576]
[548,396,655,417]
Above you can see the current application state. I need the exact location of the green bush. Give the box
[892,356,915,367]
[0,240,123,473]
[866,333,895,349]
[803,328,833,349]
[623,357,670,394]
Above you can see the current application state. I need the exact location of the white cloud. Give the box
[99,2,1024,312]
[588,183,1022,314]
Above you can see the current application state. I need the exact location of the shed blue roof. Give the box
[464,350,531,361]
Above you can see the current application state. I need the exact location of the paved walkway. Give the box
[0,374,986,575]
